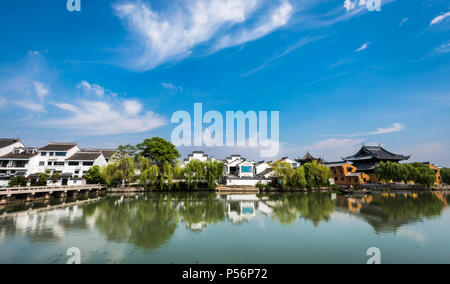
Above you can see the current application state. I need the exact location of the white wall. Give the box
[226,178,270,186]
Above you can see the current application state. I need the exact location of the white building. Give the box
[0,146,40,187]
[0,139,24,157]
[224,156,272,186]
[0,139,114,187]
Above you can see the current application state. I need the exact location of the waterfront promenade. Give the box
[0,185,107,204]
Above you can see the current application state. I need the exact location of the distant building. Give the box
[296,152,326,166]
[343,145,410,182]
[0,139,24,157]
[326,162,370,186]
[0,139,114,187]
[182,151,216,167]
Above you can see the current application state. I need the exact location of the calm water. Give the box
[0,192,449,264]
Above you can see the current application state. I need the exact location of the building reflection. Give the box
[334,192,448,233]
[0,191,448,250]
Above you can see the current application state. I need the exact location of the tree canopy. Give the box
[136,137,180,169]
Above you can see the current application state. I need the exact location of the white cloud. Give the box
[355,42,371,52]
[406,142,450,167]
[33,81,49,99]
[430,11,450,26]
[49,99,166,135]
[308,138,364,151]
[162,82,183,93]
[334,123,405,137]
[77,81,106,97]
[12,101,46,112]
[434,41,450,54]
[0,97,6,109]
[241,35,324,77]
[114,0,293,70]
[214,1,293,50]
[344,0,357,12]
[123,100,142,116]
[399,17,409,27]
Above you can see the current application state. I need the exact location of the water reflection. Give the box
[0,192,448,250]
[335,192,448,233]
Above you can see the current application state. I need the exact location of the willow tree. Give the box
[205,161,225,190]
[270,161,294,190]
[140,165,159,189]
[303,161,331,189]
[102,156,137,187]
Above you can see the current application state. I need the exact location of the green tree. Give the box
[440,168,450,185]
[270,161,294,190]
[8,176,27,187]
[303,161,331,189]
[205,161,225,190]
[36,172,49,186]
[136,138,180,171]
[140,165,159,189]
[85,166,105,184]
[115,144,138,159]
[102,156,136,187]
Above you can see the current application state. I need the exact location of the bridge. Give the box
[0,185,107,204]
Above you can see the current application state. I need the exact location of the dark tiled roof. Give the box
[0,139,21,149]
[0,152,38,160]
[296,151,326,164]
[257,168,274,177]
[66,152,102,161]
[81,149,116,159]
[40,143,78,151]
[343,145,410,162]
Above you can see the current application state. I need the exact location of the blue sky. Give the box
[0,0,449,165]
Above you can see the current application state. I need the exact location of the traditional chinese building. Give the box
[342,145,410,182]
[296,151,326,166]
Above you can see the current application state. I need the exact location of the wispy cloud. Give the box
[49,99,166,135]
[399,17,409,27]
[308,138,364,151]
[162,82,183,93]
[332,123,405,137]
[430,11,450,26]
[33,81,49,99]
[114,0,293,71]
[0,97,5,109]
[355,42,371,52]
[433,41,450,54]
[241,35,325,77]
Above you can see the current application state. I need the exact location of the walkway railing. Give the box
[0,185,106,196]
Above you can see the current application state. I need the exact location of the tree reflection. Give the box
[83,194,179,249]
[178,193,226,231]
[261,193,335,226]
[336,193,446,233]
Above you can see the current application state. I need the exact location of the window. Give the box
[54,162,65,166]
[39,161,45,166]
[49,152,54,156]
[68,162,79,166]
[41,152,47,156]
[75,170,80,174]
[241,166,252,173]
[83,162,94,166]
[55,152,66,157]
[48,161,53,166]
